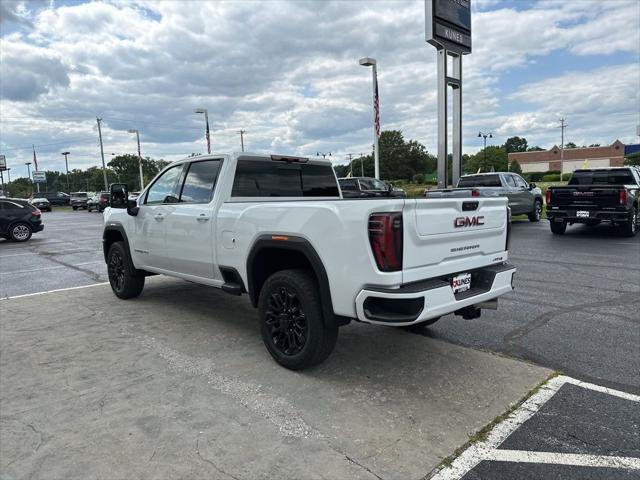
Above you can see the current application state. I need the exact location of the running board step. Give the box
[222,282,243,296]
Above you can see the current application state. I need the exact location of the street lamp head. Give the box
[128,129,138,134]
[489,133,493,138]
[194,108,207,114]
[359,57,376,67]
[61,151,70,156]
[478,132,482,137]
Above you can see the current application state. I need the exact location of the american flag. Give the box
[32,144,38,170]
[374,76,380,138]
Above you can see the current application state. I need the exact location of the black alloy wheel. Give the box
[265,287,308,356]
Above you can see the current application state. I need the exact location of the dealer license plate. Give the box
[452,272,471,293]
[577,210,590,218]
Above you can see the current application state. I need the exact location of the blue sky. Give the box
[1,0,638,179]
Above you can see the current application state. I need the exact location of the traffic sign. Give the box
[32,171,47,183]
[425,0,472,54]
[0,155,6,171]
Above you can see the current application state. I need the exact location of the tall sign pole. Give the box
[425,0,471,188]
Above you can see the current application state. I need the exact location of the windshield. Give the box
[71,192,88,198]
[568,169,635,186]
[358,178,387,191]
[458,175,501,187]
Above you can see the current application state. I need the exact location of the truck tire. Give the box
[9,222,32,242]
[401,317,441,333]
[620,206,638,237]
[550,220,567,235]
[72,206,78,211]
[107,241,145,299]
[258,269,338,370]
[528,200,542,222]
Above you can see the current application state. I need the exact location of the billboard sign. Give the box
[32,171,47,184]
[0,155,6,171]
[425,0,472,53]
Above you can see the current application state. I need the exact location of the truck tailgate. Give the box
[551,186,621,209]
[402,197,508,284]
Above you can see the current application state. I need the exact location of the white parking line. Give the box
[429,375,640,479]
[0,282,109,300]
[0,260,104,275]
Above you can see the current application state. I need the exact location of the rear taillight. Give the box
[100,197,107,204]
[545,189,551,205]
[619,189,627,205]
[32,208,41,217]
[471,189,480,197]
[368,212,403,272]
[505,207,511,251]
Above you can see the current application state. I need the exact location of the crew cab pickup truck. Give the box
[103,153,516,369]
[426,172,544,222]
[546,167,640,236]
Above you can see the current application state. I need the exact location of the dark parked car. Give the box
[30,191,70,206]
[87,192,110,212]
[0,198,44,242]
[546,167,640,236]
[29,197,52,212]
[70,191,90,210]
[338,177,406,198]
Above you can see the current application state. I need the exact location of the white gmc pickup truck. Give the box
[104,153,515,369]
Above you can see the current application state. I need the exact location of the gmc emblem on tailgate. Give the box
[454,216,485,228]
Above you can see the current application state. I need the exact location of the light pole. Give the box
[360,57,380,179]
[6,168,10,184]
[194,108,211,154]
[61,151,70,193]
[237,129,246,152]
[25,162,32,181]
[478,132,493,172]
[316,152,332,159]
[128,129,144,190]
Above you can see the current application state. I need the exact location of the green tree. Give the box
[565,142,577,149]
[509,159,523,175]
[465,146,508,173]
[504,136,528,153]
[108,154,167,189]
[624,151,640,166]
[527,146,544,151]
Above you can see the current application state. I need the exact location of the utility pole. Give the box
[61,151,70,193]
[96,117,108,191]
[128,129,144,190]
[346,153,354,176]
[316,152,331,160]
[558,118,567,175]
[238,129,246,152]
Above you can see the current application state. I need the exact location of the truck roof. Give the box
[170,153,333,166]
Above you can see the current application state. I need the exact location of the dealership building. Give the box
[508,140,638,173]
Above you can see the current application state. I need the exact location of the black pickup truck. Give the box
[546,167,640,236]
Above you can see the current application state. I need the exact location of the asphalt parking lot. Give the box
[1,209,639,479]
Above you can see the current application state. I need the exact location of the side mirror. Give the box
[388,183,393,192]
[110,183,128,208]
[529,183,537,190]
[110,183,139,216]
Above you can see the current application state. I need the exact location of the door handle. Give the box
[154,213,165,221]
[197,214,210,222]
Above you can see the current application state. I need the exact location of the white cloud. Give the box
[0,0,638,177]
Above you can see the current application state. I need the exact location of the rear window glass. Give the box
[568,170,636,186]
[458,175,501,187]
[232,160,339,197]
[339,179,358,191]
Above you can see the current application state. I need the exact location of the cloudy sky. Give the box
[1,0,639,179]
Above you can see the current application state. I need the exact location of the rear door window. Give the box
[339,179,358,191]
[179,159,222,203]
[504,175,517,187]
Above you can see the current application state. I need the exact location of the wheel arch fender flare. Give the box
[246,234,349,328]
[103,223,137,273]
